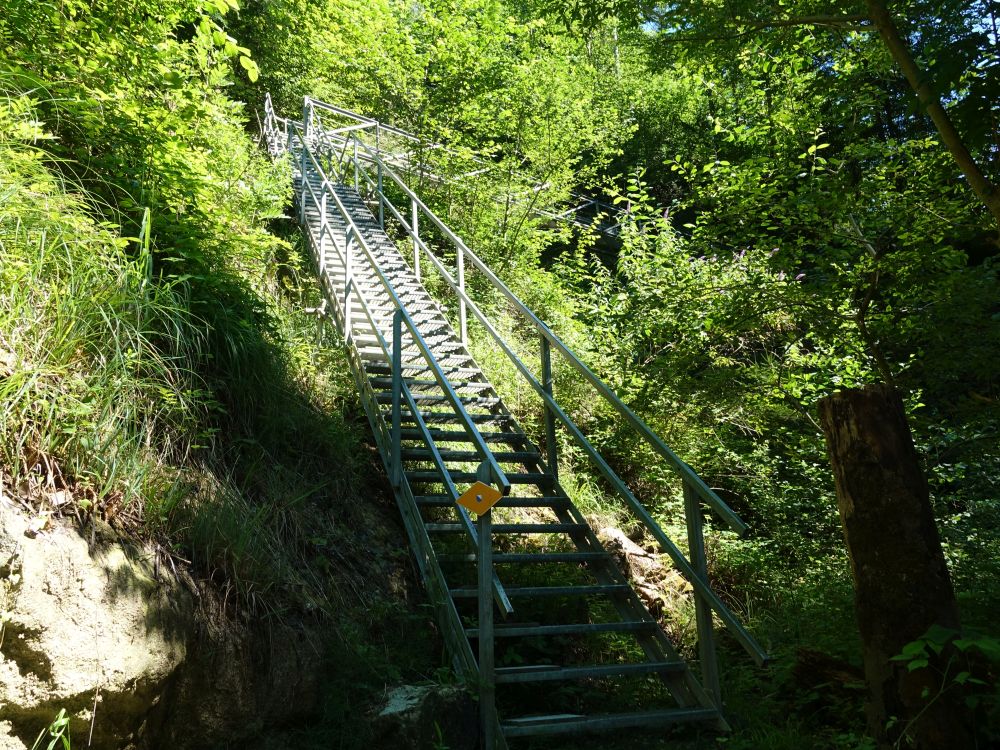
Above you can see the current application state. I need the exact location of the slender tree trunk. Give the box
[818,385,969,749]
[864,0,1000,227]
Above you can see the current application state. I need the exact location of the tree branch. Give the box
[652,13,873,44]
[863,0,1000,226]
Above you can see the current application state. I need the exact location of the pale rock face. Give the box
[0,501,190,749]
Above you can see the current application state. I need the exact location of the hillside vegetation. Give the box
[1,0,998,748]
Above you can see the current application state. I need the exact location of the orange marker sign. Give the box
[456,481,503,515]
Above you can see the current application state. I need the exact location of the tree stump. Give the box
[818,384,968,748]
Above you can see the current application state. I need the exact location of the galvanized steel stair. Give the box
[263,95,767,747]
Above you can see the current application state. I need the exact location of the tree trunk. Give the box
[818,384,968,749]
[864,0,1000,227]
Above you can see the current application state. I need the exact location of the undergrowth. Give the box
[0,74,372,621]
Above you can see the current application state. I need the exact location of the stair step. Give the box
[425,522,585,534]
[367,364,483,378]
[439,552,607,564]
[405,470,551,484]
[414,495,570,508]
[399,429,523,443]
[494,661,685,684]
[450,584,628,599]
[361,350,474,368]
[370,377,492,392]
[397,412,513,425]
[402,449,538,463]
[465,621,656,638]
[501,708,719,737]
[376,393,502,408]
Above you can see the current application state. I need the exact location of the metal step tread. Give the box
[402,449,537,462]
[414,495,570,508]
[440,551,608,564]
[399,428,525,443]
[501,708,720,737]
[396,412,513,425]
[405,470,552,484]
[370,377,493,392]
[425,522,585,534]
[466,621,657,638]
[494,660,686,684]
[376,393,502,408]
[450,584,629,599]
[368,364,484,379]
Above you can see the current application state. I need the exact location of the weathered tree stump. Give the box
[818,384,968,749]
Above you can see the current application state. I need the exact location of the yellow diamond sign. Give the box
[456,481,503,515]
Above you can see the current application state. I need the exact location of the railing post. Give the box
[411,197,421,281]
[684,481,721,707]
[299,141,308,225]
[478,507,496,749]
[540,334,558,485]
[345,227,354,342]
[377,158,385,230]
[457,246,467,346]
[319,187,328,274]
[391,310,403,488]
[353,139,359,193]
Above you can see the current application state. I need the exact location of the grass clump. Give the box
[0,115,208,517]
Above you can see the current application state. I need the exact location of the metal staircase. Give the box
[262,95,768,747]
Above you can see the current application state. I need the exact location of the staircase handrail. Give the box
[318,116,769,668]
[303,96,622,230]
[287,116,515,615]
[288,118,511,495]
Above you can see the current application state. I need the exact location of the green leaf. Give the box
[239,56,259,82]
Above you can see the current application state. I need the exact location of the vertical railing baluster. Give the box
[540,334,558,485]
[375,122,385,228]
[299,140,307,225]
[319,187,327,274]
[684,481,721,707]
[457,245,467,346]
[478,507,495,749]
[412,197,421,280]
[377,159,385,230]
[353,138,359,193]
[345,227,354,342]
[391,310,403,488]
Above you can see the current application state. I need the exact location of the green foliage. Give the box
[31,710,70,750]
[0,0,370,619]
[3,0,998,745]
[890,625,1000,743]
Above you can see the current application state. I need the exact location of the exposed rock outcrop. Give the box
[0,499,190,749]
[0,498,323,750]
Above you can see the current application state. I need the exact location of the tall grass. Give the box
[0,135,208,519]
[0,90,372,619]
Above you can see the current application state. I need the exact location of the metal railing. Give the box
[298,96,770,681]
[272,100,517,626]
[266,94,768,744]
[298,96,624,237]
